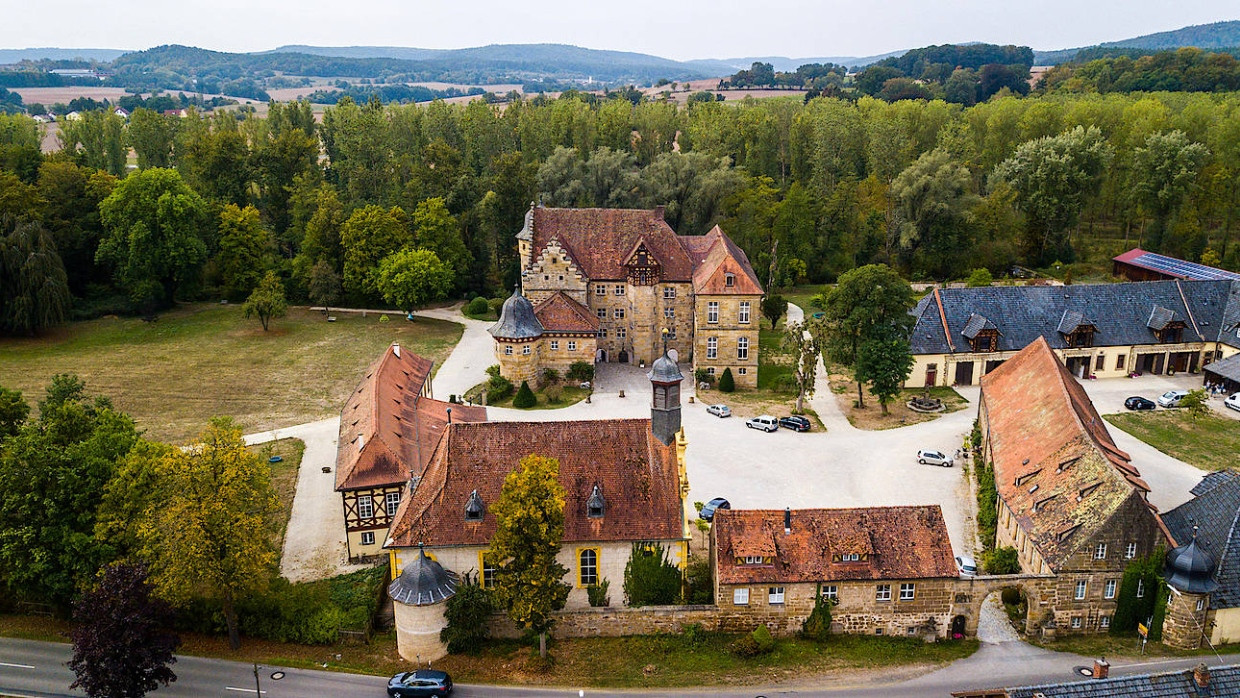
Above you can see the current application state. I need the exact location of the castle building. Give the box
[492,205,763,388]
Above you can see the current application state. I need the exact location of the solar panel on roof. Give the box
[1130,252,1240,281]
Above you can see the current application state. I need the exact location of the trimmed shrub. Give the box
[512,380,537,408]
[718,367,735,393]
[965,268,993,287]
[488,297,504,315]
[567,361,594,383]
[623,542,682,607]
[983,546,1020,574]
[440,573,492,654]
[467,296,490,316]
[733,625,775,657]
[586,578,610,607]
[544,383,563,403]
[801,592,833,641]
[976,459,998,551]
[751,624,774,652]
[542,368,561,384]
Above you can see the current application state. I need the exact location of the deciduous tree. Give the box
[820,264,915,409]
[486,454,570,658]
[307,260,341,315]
[762,294,788,330]
[376,247,453,315]
[242,270,288,331]
[855,328,915,414]
[340,205,411,299]
[783,320,821,412]
[215,204,271,300]
[0,216,71,335]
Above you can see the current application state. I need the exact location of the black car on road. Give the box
[1124,396,1156,411]
[699,497,731,521]
[779,415,811,432]
[388,670,452,697]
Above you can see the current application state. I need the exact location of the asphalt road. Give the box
[3,637,1240,698]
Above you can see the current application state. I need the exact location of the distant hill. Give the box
[685,50,904,74]
[0,47,127,63]
[1034,20,1240,64]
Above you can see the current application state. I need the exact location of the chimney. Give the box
[393,342,401,358]
[1092,657,1109,679]
[446,407,452,424]
[653,205,666,220]
[1194,663,1210,689]
[784,507,792,534]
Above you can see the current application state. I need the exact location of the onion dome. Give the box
[489,285,543,340]
[647,351,683,384]
[1165,529,1219,594]
[388,547,459,606]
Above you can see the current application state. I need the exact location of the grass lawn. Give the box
[483,384,590,410]
[1105,411,1240,471]
[461,306,498,322]
[700,319,825,429]
[774,284,825,314]
[828,369,969,430]
[249,438,305,554]
[0,305,462,444]
[0,613,976,688]
[1032,632,1240,659]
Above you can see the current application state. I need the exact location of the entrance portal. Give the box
[954,361,975,386]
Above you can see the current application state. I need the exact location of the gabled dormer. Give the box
[1057,310,1097,348]
[1147,305,1187,344]
[961,313,1000,352]
[586,484,605,519]
[624,237,662,286]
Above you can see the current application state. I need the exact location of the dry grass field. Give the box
[0,305,462,443]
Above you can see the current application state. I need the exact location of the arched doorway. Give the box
[596,349,607,363]
[618,350,629,364]
[950,615,967,639]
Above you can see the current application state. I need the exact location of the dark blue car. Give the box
[388,669,452,697]
[699,497,731,522]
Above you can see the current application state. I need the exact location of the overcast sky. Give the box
[3,0,1237,60]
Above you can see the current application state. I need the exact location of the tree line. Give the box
[4,87,1240,335]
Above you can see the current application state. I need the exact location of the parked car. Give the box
[916,449,954,467]
[956,555,978,577]
[699,497,731,521]
[388,669,452,697]
[1157,390,1190,408]
[779,415,811,432]
[706,403,732,418]
[1226,393,1240,412]
[745,415,779,432]
[1124,396,1157,411]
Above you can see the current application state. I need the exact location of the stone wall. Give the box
[1163,587,1210,650]
[589,281,695,364]
[542,333,596,375]
[523,241,588,306]
[691,294,760,389]
[495,337,542,385]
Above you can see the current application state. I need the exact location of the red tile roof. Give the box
[336,345,486,491]
[980,337,1162,570]
[386,418,685,548]
[681,225,764,295]
[713,506,957,585]
[531,207,695,281]
[534,291,599,334]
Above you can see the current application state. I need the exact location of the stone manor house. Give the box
[491,204,764,388]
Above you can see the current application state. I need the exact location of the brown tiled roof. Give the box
[980,337,1161,571]
[386,418,684,548]
[681,225,764,295]
[530,207,695,281]
[533,291,599,334]
[335,345,486,491]
[713,506,957,585]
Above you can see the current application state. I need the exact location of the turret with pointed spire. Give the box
[648,328,683,445]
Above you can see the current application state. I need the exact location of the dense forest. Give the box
[3,88,1240,335]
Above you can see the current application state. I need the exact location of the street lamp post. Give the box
[253,663,285,695]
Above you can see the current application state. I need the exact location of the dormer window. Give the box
[834,553,862,562]
[725,273,735,287]
[961,314,999,353]
[586,485,605,519]
[1057,310,1096,347]
[464,489,485,521]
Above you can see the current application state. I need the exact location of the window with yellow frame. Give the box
[477,550,498,589]
[577,547,600,587]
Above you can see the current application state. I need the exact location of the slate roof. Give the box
[533,291,599,334]
[911,280,1240,355]
[1164,471,1240,608]
[1204,352,1240,385]
[388,548,458,606]
[712,506,957,585]
[980,338,1163,572]
[1146,305,1183,331]
[962,313,998,340]
[529,207,695,281]
[490,287,543,340]
[1002,663,1240,698]
[1056,310,1095,335]
[679,225,764,295]
[386,418,684,548]
[335,345,487,491]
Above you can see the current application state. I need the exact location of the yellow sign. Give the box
[1138,623,1149,638]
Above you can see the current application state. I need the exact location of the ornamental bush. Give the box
[567,361,594,383]
[801,592,833,641]
[513,380,537,408]
[718,367,735,392]
[440,573,493,654]
[622,542,681,607]
[467,296,489,315]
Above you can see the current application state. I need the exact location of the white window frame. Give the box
[504,345,513,355]
[1104,579,1117,599]
[357,495,374,519]
[1074,580,1087,600]
[664,306,675,319]
[1099,615,1111,629]
[360,531,375,545]
[596,308,607,319]
[567,341,577,351]
[768,587,785,604]
[1136,579,1145,598]
[733,588,750,606]
[663,287,676,299]
[738,367,747,375]
[597,329,607,338]
[899,583,916,601]
[725,273,735,287]
[737,336,749,360]
[595,285,606,296]
[614,284,625,296]
[617,327,626,339]
[876,584,891,602]
[739,301,751,324]
[1197,598,1206,611]
[1071,616,1082,629]
[1095,543,1107,560]
[1126,542,1137,559]
[742,556,763,565]
[550,340,559,351]
[822,585,838,603]
[706,367,715,375]
[707,337,718,359]
[522,344,530,355]
[385,491,401,517]
[579,549,598,587]
[613,308,625,320]
[842,553,860,562]
[707,301,719,324]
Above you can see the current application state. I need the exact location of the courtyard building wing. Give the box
[533,291,600,334]
[680,225,764,295]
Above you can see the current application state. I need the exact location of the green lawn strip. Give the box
[468,383,590,410]
[774,284,825,314]
[1105,411,1240,471]
[1033,632,1240,659]
[0,305,462,444]
[248,438,305,554]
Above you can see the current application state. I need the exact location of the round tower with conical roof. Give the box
[489,283,545,385]
[1162,527,1219,650]
[389,546,460,661]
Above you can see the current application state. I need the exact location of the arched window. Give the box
[579,549,598,586]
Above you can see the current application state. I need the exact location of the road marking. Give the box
[224,688,266,694]
[0,661,35,669]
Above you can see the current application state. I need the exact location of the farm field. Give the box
[0,305,462,444]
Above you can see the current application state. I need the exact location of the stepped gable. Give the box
[980,337,1163,571]
[533,291,600,333]
[680,225,764,295]
[530,207,695,281]
[713,506,957,585]
[386,418,682,548]
[335,344,486,491]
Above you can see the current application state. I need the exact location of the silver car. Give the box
[917,449,954,467]
[956,555,978,577]
[706,404,732,418]
[745,415,779,432]
[1157,390,1189,408]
